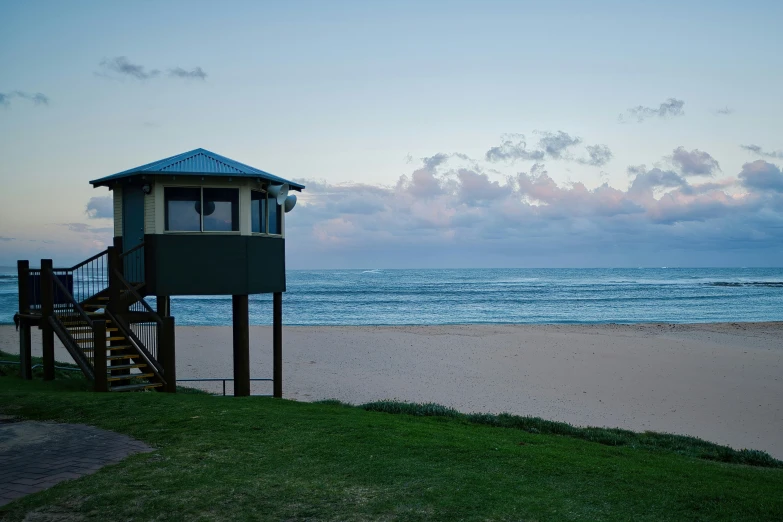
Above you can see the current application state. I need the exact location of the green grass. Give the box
[1,351,782,521]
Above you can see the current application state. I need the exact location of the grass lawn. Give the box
[1,351,782,521]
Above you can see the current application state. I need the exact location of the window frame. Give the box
[164,185,241,234]
[250,189,283,237]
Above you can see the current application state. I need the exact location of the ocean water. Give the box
[1,267,781,326]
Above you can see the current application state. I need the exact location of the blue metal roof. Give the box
[90,148,305,190]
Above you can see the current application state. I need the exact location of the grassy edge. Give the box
[2,349,779,469]
[315,399,783,469]
[0,350,210,395]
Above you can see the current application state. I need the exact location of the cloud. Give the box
[537,131,582,159]
[486,134,544,162]
[628,167,687,197]
[283,154,783,268]
[715,106,733,115]
[100,56,160,79]
[168,66,207,80]
[741,144,783,159]
[486,132,611,167]
[457,169,512,205]
[99,57,208,81]
[0,90,49,107]
[422,153,450,170]
[670,147,720,176]
[63,223,90,233]
[620,98,685,123]
[86,196,112,219]
[60,223,114,238]
[738,160,783,193]
[577,144,613,167]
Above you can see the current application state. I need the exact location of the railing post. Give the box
[93,320,108,392]
[273,292,282,399]
[40,259,55,381]
[159,316,176,393]
[17,260,32,380]
[107,246,121,313]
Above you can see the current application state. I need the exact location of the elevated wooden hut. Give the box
[15,148,304,396]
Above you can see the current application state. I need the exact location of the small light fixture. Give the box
[141,183,151,195]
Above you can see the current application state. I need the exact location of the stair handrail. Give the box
[104,308,166,382]
[68,248,108,271]
[47,315,95,380]
[51,272,94,328]
[47,269,97,380]
[118,242,144,260]
[113,269,164,325]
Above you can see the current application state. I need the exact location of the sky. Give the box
[1,0,782,268]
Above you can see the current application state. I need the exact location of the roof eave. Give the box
[90,171,305,190]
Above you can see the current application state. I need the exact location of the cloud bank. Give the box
[284,148,783,268]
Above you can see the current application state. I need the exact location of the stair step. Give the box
[75,336,125,344]
[60,320,112,326]
[98,297,110,301]
[82,345,132,352]
[110,382,163,392]
[107,372,154,382]
[67,327,118,334]
[108,354,134,361]
[108,363,147,371]
[83,304,105,309]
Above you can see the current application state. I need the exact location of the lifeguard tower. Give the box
[14,148,304,396]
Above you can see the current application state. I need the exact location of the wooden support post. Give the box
[107,246,121,313]
[160,316,176,393]
[40,259,55,381]
[17,260,30,313]
[17,260,32,380]
[93,320,108,392]
[19,326,32,380]
[157,296,170,317]
[273,292,282,399]
[232,295,250,397]
[113,236,124,263]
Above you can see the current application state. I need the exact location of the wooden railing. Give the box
[114,268,161,357]
[105,308,167,385]
[16,243,175,393]
[112,266,176,391]
[118,242,145,285]
[46,266,107,391]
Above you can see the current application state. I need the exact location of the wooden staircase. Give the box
[56,294,163,392]
[16,243,174,393]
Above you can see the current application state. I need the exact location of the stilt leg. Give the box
[232,295,250,397]
[20,324,32,380]
[40,259,54,381]
[273,292,282,399]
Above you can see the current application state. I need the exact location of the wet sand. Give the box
[2,322,782,458]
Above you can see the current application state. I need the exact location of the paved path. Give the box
[0,416,152,507]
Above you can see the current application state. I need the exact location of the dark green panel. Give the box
[145,234,285,296]
[247,235,286,293]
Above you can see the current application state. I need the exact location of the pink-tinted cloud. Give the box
[739,160,783,193]
[286,149,783,267]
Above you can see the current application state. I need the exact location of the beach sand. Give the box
[2,322,782,458]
